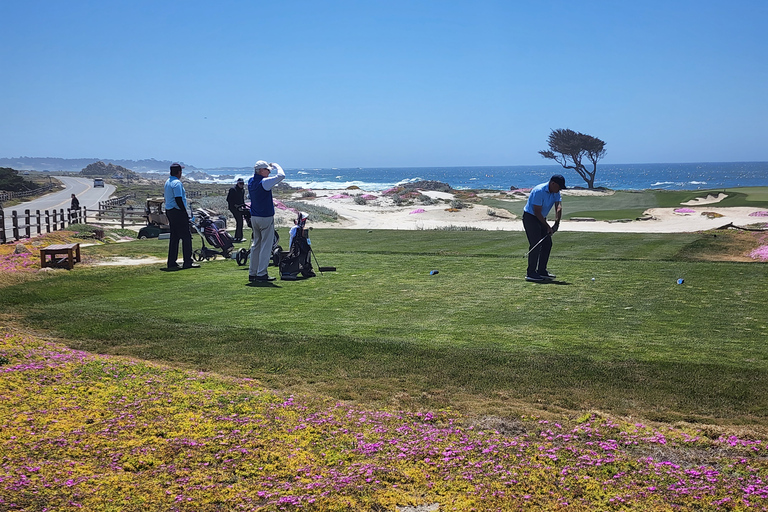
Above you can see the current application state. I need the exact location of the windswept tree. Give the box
[539,129,606,189]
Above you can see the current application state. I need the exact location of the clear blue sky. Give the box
[1,0,766,169]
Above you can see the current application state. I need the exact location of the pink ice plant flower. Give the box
[0,252,38,273]
[2,327,768,510]
[749,246,768,261]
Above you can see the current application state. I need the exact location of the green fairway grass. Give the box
[3,228,767,427]
[512,187,768,221]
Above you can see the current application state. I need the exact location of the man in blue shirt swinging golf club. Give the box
[522,174,565,282]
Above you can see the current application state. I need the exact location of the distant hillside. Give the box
[80,161,141,179]
[0,157,196,173]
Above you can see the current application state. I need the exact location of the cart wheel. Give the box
[210,253,217,261]
[193,249,205,262]
[139,235,147,240]
[236,248,248,266]
[271,246,283,267]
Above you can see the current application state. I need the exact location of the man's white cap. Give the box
[254,160,270,170]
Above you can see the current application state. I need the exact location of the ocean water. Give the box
[199,161,768,192]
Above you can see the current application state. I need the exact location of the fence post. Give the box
[121,208,125,229]
[83,207,87,224]
[52,210,58,231]
[36,210,41,236]
[59,209,65,230]
[45,210,51,233]
[0,209,5,244]
[24,210,31,239]
[12,210,20,240]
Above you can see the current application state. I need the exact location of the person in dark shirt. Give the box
[226,178,250,242]
[70,193,80,223]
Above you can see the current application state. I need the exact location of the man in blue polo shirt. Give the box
[523,174,565,282]
[164,163,199,270]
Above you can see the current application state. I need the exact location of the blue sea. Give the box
[199,161,768,192]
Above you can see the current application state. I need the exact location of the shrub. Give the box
[354,196,368,205]
[450,200,465,209]
[418,194,435,206]
[282,201,339,223]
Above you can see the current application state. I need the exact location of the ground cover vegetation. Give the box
[2,200,768,509]
[0,168,40,193]
[2,327,768,511]
[0,170,63,207]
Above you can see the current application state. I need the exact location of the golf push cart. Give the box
[191,208,235,261]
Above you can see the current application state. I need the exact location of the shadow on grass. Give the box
[66,322,768,425]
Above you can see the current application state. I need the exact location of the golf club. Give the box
[310,247,336,275]
[524,233,552,257]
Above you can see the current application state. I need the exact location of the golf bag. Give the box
[279,212,315,280]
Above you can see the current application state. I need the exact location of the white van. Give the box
[93,178,104,187]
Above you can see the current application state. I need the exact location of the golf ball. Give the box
[591,278,595,281]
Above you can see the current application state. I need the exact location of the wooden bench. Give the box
[40,243,81,270]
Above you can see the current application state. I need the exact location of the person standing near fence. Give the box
[70,193,80,223]
[164,163,199,270]
[248,160,285,282]
[226,178,250,242]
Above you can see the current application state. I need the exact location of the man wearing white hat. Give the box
[247,160,285,282]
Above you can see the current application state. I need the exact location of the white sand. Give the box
[680,193,728,206]
[276,189,767,234]
[94,257,166,266]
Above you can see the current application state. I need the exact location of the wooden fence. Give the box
[98,194,134,209]
[0,184,56,203]
[0,204,149,244]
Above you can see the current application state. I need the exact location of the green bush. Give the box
[0,167,38,192]
[282,201,339,222]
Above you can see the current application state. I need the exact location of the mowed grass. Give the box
[564,187,768,220]
[3,229,768,427]
[479,187,768,221]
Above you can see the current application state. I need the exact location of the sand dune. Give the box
[276,189,766,234]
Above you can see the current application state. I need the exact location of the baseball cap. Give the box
[550,174,566,189]
[254,160,270,170]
